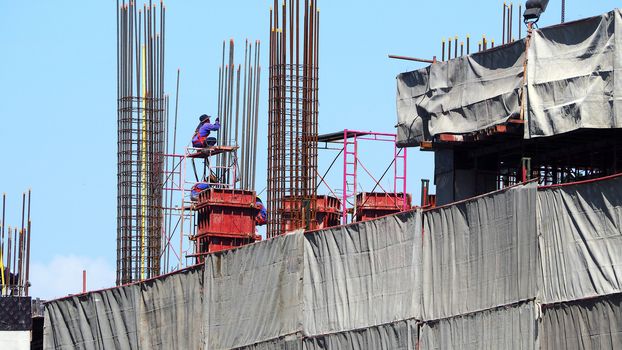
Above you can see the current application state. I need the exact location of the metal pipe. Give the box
[503,2,506,44]
[519,4,522,39]
[509,3,513,42]
[6,226,11,288]
[387,55,434,63]
[448,39,452,60]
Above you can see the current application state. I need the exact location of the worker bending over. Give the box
[190,182,210,201]
[256,197,267,226]
[192,114,220,148]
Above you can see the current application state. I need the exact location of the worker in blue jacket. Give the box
[192,114,220,148]
[255,197,267,226]
[190,182,210,201]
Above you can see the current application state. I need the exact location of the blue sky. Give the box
[0,1,617,299]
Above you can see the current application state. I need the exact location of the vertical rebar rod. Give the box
[519,5,522,39]
[509,3,513,42]
[503,2,506,44]
[448,39,452,60]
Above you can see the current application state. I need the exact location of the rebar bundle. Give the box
[0,191,32,297]
[117,0,166,285]
[267,0,320,238]
[216,39,261,190]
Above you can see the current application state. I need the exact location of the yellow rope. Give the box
[140,44,147,280]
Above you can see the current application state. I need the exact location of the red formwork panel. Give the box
[316,195,341,229]
[192,188,260,260]
[194,234,261,255]
[424,194,437,208]
[195,188,258,237]
[281,195,342,232]
[354,192,412,222]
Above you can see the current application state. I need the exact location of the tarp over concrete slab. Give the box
[396,9,622,145]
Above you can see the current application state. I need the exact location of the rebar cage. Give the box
[267,0,320,238]
[117,1,166,285]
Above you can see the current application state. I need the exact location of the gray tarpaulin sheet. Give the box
[396,40,525,146]
[203,233,304,350]
[419,301,536,350]
[538,175,622,303]
[421,183,539,320]
[302,211,421,336]
[302,319,418,350]
[527,10,622,138]
[396,9,622,145]
[43,174,622,349]
[43,266,203,349]
[541,293,622,350]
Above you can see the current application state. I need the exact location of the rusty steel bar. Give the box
[448,39,452,60]
[519,4,522,39]
[6,225,11,290]
[25,189,31,296]
[388,55,435,63]
[509,3,513,42]
[503,2,507,44]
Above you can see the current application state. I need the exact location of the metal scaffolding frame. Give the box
[317,130,408,225]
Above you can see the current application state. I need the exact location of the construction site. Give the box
[3,0,622,348]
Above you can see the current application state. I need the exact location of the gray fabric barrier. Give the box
[396,9,622,144]
[302,319,418,350]
[43,266,203,350]
[396,40,526,146]
[237,320,418,350]
[43,176,622,349]
[541,293,622,350]
[203,233,304,350]
[419,301,536,350]
[235,334,303,350]
[302,211,421,336]
[538,176,622,303]
[526,9,622,138]
[421,184,539,320]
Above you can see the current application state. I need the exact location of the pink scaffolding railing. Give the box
[318,129,408,225]
[160,145,240,273]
